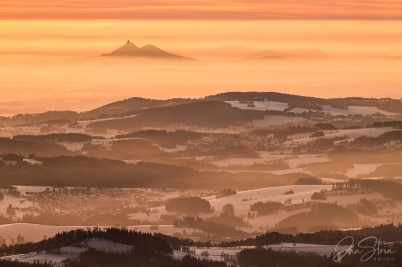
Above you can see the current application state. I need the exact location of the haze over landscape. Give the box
[1,1,402,267]
[1,19,402,115]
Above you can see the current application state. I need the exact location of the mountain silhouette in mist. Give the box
[102,40,187,59]
[245,49,328,60]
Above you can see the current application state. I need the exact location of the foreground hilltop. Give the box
[1,91,402,130]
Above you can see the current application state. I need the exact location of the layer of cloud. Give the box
[1,0,401,20]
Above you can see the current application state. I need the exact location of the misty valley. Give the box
[0,92,402,266]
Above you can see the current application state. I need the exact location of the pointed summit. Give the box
[105,41,139,56]
[102,41,189,59]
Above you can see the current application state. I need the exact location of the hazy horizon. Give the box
[1,8,402,114]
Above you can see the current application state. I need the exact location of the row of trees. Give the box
[173,217,247,238]
[237,244,402,267]
[63,248,229,267]
[249,201,283,216]
[0,155,301,189]
[0,228,171,256]
[215,223,402,248]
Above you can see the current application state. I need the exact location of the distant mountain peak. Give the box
[102,41,187,59]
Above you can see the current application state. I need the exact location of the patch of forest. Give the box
[87,101,264,131]
[0,155,303,190]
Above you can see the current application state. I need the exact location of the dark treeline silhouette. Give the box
[351,131,402,147]
[355,198,378,215]
[165,197,212,214]
[237,244,402,267]
[205,204,245,227]
[251,126,321,140]
[311,191,327,200]
[81,97,191,119]
[1,153,24,161]
[216,189,237,198]
[116,130,206,148]
[359,164,402,178]
[63,249,228,267]
[314,123,337,130]
[250,201,283,216]
[216,224,402,247]
[310,131,325,137]
[84,139,163,160]
[287,102,323,111]
[14,133,104,142]
[0,139,75,157]
[0,214,13,224]
[0,228,171,256]
[275,202,360,232]
[205,213,245,227]
[351,179,402,201]
[0,261,52,267]
[88,101,264,132]
[371,120,402,128]
[174,217,247,237]
[0,155,302,189]
[11,111,79,125]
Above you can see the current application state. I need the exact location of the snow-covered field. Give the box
[57,141,86,151]
[77,115,137,128]
[226,101,288,111]
[210,157,271,167]
[207,185,332,217]
[321,178,346,184]
[253,115,307,127]
[291,105,395,116]
[1,238,133,267]
[210,154,329,169]
[257,152,293,161]
[285,154,331,168]
[288,127,399,144]
[265,168,307,175]
[178,242,350,262]
[156,144,187,153]
[1,241,350,267]
[266,242,349,255]
[226,100,396,116]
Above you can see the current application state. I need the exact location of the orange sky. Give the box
[1,1,402,113]
[1,0,402,20]
[1,20,402,56]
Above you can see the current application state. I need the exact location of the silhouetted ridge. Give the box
[102,41,186,58]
